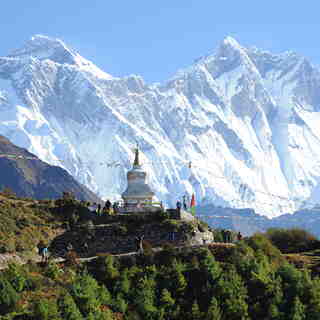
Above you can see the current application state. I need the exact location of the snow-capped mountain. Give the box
[0,34,320,217]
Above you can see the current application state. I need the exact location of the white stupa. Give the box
[121,146,155,207]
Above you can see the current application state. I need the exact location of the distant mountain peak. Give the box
[8,34,113,80]
[217,36,248,58]
[9,34,76,64]
[222,36,242,49]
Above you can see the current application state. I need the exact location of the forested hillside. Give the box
[1,230,320,319]
[1,192,320,319]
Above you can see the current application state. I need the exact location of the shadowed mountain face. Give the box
[0,135,100,201]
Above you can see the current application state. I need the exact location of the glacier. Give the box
[0,34,320,218]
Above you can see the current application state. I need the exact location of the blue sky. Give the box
[2,1,320,83]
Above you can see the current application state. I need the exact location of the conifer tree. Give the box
[86,309,114,320]
[114,268,131,296]
[169,260,187,297]
[70,273,101,316]
[159,288,175,318]
[267,303,281,320]
[190,300,202,320]
[289,297,306,320]
[0,277,19,315]
[199,248,221,283]
[216,266,249,320]
[206,297,222,320]
[134,276,157,319]
[33,298,60,320]
[58,293,83,320]
[113,293,128,313]
[97,285,112,306]
[5,263,27,292]
[305,277,320,320]
[103,255,120,283]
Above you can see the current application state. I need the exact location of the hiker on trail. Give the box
[183,195,187,210]
[135,235,144,254]
[97,203,101,215]
[37,241,44,253]
[41,246,48,263]
[237,231,242,241]
[176,200,182,212]
[113,202,118,214]
[83,242,89,253]
[105,200,111,210]
[226,230,232,243]
[104,200,111,214]
[67,243,74,252]
[221,229,226,243]
[169,232,176,241]
[37,241,47,262]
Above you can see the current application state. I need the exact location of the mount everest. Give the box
[0,35,319,218]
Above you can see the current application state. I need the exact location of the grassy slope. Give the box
[0,194,65,255]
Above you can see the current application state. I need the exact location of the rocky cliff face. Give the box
[0,135,100,201]
[0,35,320,217]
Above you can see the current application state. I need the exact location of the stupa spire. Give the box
[133,143,140,167]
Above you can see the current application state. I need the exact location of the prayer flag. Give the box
[190,193,196,216]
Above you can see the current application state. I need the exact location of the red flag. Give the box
[190,193,196,216]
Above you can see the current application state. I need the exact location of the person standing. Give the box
[112,202,117,214]
[226,230,232,243]
[176,200,182,212]
[67,243,74,252]
[83,242,88,252]
[105,200,111,212]
[41,246,48,263]
[135,235,144,254]
[221,229,226,243]
[183,195,187,211]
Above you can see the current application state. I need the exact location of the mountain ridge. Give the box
[0,35,319,217]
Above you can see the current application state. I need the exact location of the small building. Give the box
[121,146,155,211]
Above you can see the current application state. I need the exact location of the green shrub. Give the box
[58,293,83,320]
[246,233,284,266]
[212,229,224,243]
[4,264,27,293]
[33,298,60,320]
[44,262,63,280]
[265,228,318,253]
[0,277,19,315]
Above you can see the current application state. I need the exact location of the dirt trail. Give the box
[0,242,235,270]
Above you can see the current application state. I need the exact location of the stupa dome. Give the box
[121,147,155,204]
